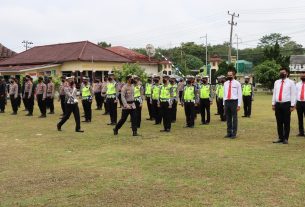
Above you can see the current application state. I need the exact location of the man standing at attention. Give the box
[296,71,305,137]
[223,70,242,139]
[272,68,296,144]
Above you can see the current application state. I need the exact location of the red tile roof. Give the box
[0,43,17,60]
[0,41,131,66]
[107,46,159,64]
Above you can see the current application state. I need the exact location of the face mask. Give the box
[301,78,305,82]
[186,80,191,84]
[245,80,249,84]
[108,78,113,82]
[227,77,233,81]
[148,79,151,82]
[153,79,159,83]
[70,81,74,86]
[130,79,135,84]
[202,80,207,84]
[163,79,167,84]
[280,73,286,79]
[169,80,174,84]
[221,80,225,83]
[10,81,13,84]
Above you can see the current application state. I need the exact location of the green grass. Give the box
[1,94,305,206]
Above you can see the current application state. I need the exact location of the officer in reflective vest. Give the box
[169,75,178,123]
[242,76,254,118]
[151,75,161,125]
[106,73,118,125]
[133,75,144,128]
[145,75,153,121]
[182,75,198,128]
[199,76,213,125]
[158,75,173,132]
[216,75,226,121]
[81,77,93,122]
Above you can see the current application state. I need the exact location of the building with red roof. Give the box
[0,43,17,61]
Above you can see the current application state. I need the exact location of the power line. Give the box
[22,40,33,51]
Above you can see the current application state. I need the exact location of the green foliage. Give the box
[97,41,111,48]
[264,41,290,67]
[113,63,147,82]
[254,60,281,90]
[259,33,291,47]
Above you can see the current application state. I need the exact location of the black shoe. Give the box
[57,124,61,131]
[160,129,170,132]
[26,113,33,116]
[75,129,84,133]
[113,128,118,135]
[153,123,160,125]
[133,131,140,136]
[231,135,237,139]
[297,133,304,137]
[247,116,251,118]
[48,112,55,114]
[283,139,288,144]
[107,123,116,125]
[171,120,176,123]
[224,134,231,138]
[201,122,207,125]
[273,139,283,143]
[242,115,247,117]
[11,112,17,115]
[39,115,46,118]
[214,113,219,115]
[189,126,194,128]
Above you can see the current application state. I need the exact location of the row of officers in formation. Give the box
[0,71,254,138]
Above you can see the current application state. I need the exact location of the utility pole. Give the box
[228,11,239,64]
[200,34,209,82]
[234,34,242,72]
[22,40,33,51]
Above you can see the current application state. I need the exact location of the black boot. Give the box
[133,131,139,136]
[113,128,118,135]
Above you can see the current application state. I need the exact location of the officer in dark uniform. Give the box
[144,75,153,120]
[0,76,7,113]
[216,75,226,121]
[23,75,34,116]
[199,76,213,125]
[133,75,144,128]
[9,77,19,115]
[158,75,173,132]
[169,75,178,123]
[151,75,161,125]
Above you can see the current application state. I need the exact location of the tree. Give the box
[264,41,290,67]
[97,41,111,48]
[258,33,290,47]
[254,60,281,90]
[113,63,147,82]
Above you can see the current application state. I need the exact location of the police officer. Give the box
[159,75,172,132]
[36,76,47,118]
[93,78,102,110]
[182,75,198,128]
[145,75,153,120]
[216,75,226,121]
[194,75,202,117]
[199,76,213,125]
[0,76,6,113]
[133,75,144,128]
[59,76,67,116]
[24,75,34,116]
[101,76,109,115]
[242,76,254,118]
[81,77,93,122]
[106,73,118,125]
[151,75,161,125]
[46,77,55,114]
[21,77,27,111]
[9,77,18,115]
[215,76,221,115]
[113,75,139,136]
[169,75,178,123]
[57,77,84,133]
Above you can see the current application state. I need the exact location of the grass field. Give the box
[1,94,305,207]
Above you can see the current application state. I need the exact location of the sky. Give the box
[1,0,305,53]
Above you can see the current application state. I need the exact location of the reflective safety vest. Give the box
[145,83,152,96]
[160,85,171,100]
[200,84,210,99]
[217,85,224,99]
[152,85,160,100]
[134,85,141,98]
[242,84,252,96]
[170,84,177,97]
[183,86,195,101]
[106,82,116,95]
[82,86,91,97]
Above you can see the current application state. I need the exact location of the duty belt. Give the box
[160,99,170,102]
[184,100,195,103]
[107,94,116,98]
